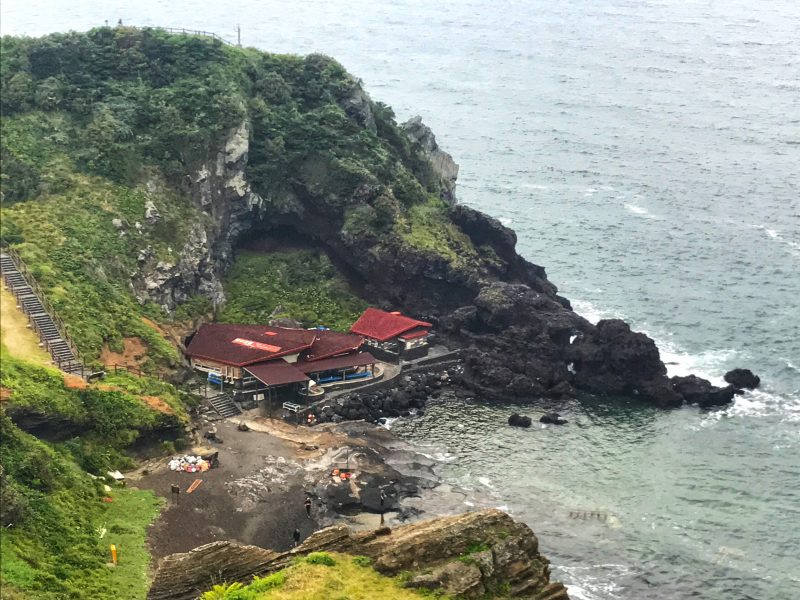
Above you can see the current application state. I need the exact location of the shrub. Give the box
[305,551,336,566]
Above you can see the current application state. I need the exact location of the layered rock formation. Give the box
[130,77,740,409]
[147,509,569,600]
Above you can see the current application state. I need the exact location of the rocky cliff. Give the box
[147,509,569,600]
[1,28,743,407]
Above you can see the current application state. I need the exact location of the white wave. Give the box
[657,342,734,386]
[558,563,630,600]
[624,203,657,219]
[704,388,800,423]
[520,183,549,190]
[753,225,800,258]
[499,217,513,226]
[571,298,621,325]
[380,417,400,430]
[478,476,494,489]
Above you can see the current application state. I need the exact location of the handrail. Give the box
[1,241,83,363]
[157,26,236,46]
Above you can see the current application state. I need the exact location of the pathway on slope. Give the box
[0,282,52,365]
[0,250,81,372]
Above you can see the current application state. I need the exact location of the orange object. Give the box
[340,473,347,480]
[186,479,203,494]
[110,544,117,566]
[102,497,114,503]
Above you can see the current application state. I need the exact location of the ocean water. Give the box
[2,1,799,598]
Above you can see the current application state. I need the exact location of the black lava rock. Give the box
[724,368,760,390]
[539,412,568,425]
[508,413,532,428]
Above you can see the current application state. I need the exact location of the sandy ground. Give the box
[132,412,490,565]
[0,282,52,365]
[133,419,317,558]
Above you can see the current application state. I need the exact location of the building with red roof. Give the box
[349,307,432,360]
[185,324,380,408]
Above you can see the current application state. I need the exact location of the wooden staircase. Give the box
[206,393,241,418]
[1,249,84,374]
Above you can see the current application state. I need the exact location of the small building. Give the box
[185,324,378,407]
[349,307,432,361]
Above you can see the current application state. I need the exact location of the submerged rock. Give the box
[724,368,760,390]
[508,413,532,428]
[540,412,568,425]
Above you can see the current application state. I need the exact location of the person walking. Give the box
[304,497,312,518]
[292,528,301,547]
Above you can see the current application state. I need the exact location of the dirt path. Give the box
[0,282,52,365]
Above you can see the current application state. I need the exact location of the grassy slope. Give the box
[0,410,163,599]
[200,552,445,600]
[218,250,367,331]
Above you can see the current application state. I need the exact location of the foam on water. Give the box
[623,203,657,219]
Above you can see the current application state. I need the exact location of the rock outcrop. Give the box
[123,79,742,409]
[508,413,533,428]
[724,368,760,390]
[147,509,569,600]
[402,115,459,204]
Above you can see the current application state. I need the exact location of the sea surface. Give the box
[2,1,799,598]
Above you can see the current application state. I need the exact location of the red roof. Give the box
[297,352,377,374]
[186,324,316,367]
[302,330,364,362]
[349,308,432,342]
[245,360,310,386]
[399,327,429,340]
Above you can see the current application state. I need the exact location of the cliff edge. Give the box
[147,509,569,600]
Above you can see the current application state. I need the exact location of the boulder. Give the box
[539,412,568,425]
[724,368,760,390]
[670,375,736,408]
[508,413,532,428]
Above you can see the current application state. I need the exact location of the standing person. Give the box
[292,528,301,547]
[304,497,312,518]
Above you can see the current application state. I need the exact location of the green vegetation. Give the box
[1,27,476,370]
[0,411,163,599]
[218,250,367,331]
[0,349,187,473]
[398,196,478,266]
[199,552,440,600]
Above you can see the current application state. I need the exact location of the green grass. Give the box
[398,196,478,267]
[0,349,188,473]
[0,411,164,599]
[218,250,367,331]
[199,552,443,600]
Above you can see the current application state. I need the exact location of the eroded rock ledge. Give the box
[147,509,569,600]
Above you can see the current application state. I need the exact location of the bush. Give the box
[305,551,336,566]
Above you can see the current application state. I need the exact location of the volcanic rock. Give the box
[508,413,532,428]
[540,412,568,425]
[724,368,760,390]
[670,375,736,408]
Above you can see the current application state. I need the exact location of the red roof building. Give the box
[349,308,432,361]
[349,308,431,342]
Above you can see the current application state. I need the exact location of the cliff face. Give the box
[147,509,569,600]
[0,28,739,407]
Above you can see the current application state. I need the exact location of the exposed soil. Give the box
[100,336,149,367]
[61,374,173,415]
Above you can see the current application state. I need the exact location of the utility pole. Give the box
[236,24,241,47]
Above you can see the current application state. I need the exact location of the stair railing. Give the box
[1,239,83,366]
